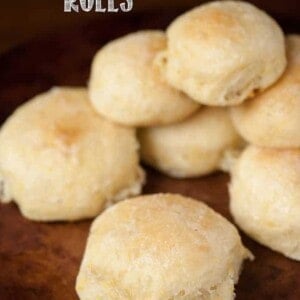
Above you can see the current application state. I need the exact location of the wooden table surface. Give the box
[0,10,300,300]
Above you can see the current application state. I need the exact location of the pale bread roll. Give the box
[162,1,286,106]
[139,107,244,178]
[89,31,199,127]
[76,194,252,300]
[0,87,144,221]
[231,35,300,148]
[230,146,300,260]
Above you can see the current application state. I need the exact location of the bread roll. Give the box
[76,194,252,299]
[162,1,286,106]
[230,146,300,260]
[139,107,244,178]
[231,35,300,148]
[0,87,144,221]
[89,31,199,126]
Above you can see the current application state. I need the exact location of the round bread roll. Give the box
[88,30,199,127]
[230,146,300,260]
[138,107,244,178]
[0,87,144,221]
[231,35,300,148]
[76,194,251,300]
[162,1,286,106]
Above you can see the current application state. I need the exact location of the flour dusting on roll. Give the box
[0,87,144,221]
[77,194,252,299]
[162,1,286,106]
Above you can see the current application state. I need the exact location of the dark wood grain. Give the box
[0,11,300,300]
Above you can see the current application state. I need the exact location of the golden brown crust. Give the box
[230,146,300,260]
[89,31,199,126]
[231,35,300,148]
[163,1,286,106]
[76,194,251,299]
[0,87,144,221]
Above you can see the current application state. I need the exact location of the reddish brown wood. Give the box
[0,11,299,300]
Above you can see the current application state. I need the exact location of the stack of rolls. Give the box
[229,35,300,261]
[1,0,299,298]
[80,1,293,298]
[135,0,286,178]
[88,0,289,180]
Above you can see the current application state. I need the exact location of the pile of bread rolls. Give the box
[229,35,300,261]
[0,1,299,299]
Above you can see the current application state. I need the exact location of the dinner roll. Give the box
[138,107,244,178]
[0,87,144,221]
[89,31,199,127]
[230,146,300,260]
[231,35,300,148]
[162,1,286,106]
[76,194,251,300]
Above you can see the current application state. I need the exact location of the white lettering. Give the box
[64,0,79,12]
[80,0,94,12]
[108,0,119,12]
[95,0,107,12]
[64,0,133,13]
[120,0,133,12]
